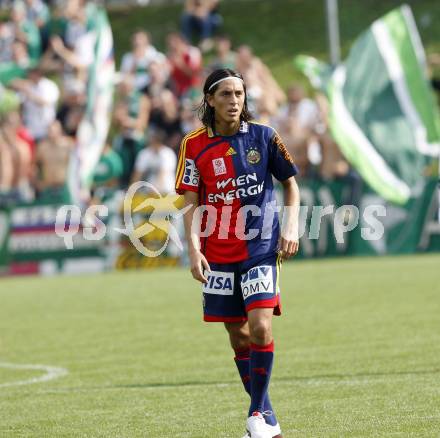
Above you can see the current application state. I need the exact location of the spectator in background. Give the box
[208,34,236,72]
[41,0,93,91]
[38,1,68,72]
[4,109,34,163]
[113,74,151,187]
[11,39,31,68]
[56,79,86,138]
[44,1,67,40]
[91,143,123,204]
[34,119,73,203]
[0,111,33,202]
[0,17,15,63]
[120,30,168,91]
[11,66,59,142]
[23,0,50,30]
[23,0,50,50]
[314,93,350,181]
[143,61,176,144]
[63,0,88,48]
[181,0,222,52]
[11,0,41,61]
[180,97,202,136]
[167,32,202,99]
[142,59,172,99]
[131,128,177,195]
[0,127,16,203]
[0,39,32,86]
[319,133,350,181]
[149,89,183,151]
[272,84,320,178]
[235,45,285,119]
[7,110,34,154]
[273,84,319,140]
[48,32,94,87]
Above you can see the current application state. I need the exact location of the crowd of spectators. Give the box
[0,0,96,205]
[0,0,351,209]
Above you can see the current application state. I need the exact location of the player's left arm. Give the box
[279,175,300,259]
[267,128,301,260]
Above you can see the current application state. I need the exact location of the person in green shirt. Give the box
[24,0,51,51]
[113,75,151,188]
[92,144,124,204]
[12,1,41,62]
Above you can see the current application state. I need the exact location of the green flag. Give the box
[68,6,115,203]
[297,5,440,204]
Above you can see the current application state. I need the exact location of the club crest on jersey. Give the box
[212,157,227,176]
[246,147,261,164]
[241,266,274,299]
[203,271,234,295]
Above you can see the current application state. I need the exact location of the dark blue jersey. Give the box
[176,121,298,263]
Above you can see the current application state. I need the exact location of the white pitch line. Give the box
[0,362,68,388]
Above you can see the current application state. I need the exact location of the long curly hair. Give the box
[197,68,253,132]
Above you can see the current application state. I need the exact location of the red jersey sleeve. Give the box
[175,131,202,195]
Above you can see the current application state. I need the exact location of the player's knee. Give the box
[249,320,272,345]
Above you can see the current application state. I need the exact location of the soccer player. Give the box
[175,68,300,438]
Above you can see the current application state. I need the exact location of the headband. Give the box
[208,76,244,92]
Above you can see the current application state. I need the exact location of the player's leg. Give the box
[225,321,251,393]
[239,254,283,437]
[247,308,275,415]
[226,320,281,438]
[246,308,281,437]
[242,308,277,437]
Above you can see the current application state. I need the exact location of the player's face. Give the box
[208,78,245,126]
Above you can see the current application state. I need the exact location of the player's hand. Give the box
[278,237,299,260]
[189,249,211,284]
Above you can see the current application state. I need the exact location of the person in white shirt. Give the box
[120,30,168,91]
[24,0,50,30]
[131,129,177,194]
[0,20,15,63]
[11,67,60,141]
[272,83,321,177]
[274,84,320,132]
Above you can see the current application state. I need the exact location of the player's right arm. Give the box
[182,190,211,284]
[175,128,210,284]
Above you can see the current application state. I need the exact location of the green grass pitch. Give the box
[1,254,439,437]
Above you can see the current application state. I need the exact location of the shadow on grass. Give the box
[37,368,440,393]
[115,368,440,389]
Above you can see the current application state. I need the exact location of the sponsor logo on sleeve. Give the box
[241,266,274,299]
[183,159,200,187]
[273,132,295,164]
[203,270,234,295]
[212,157,227,176]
